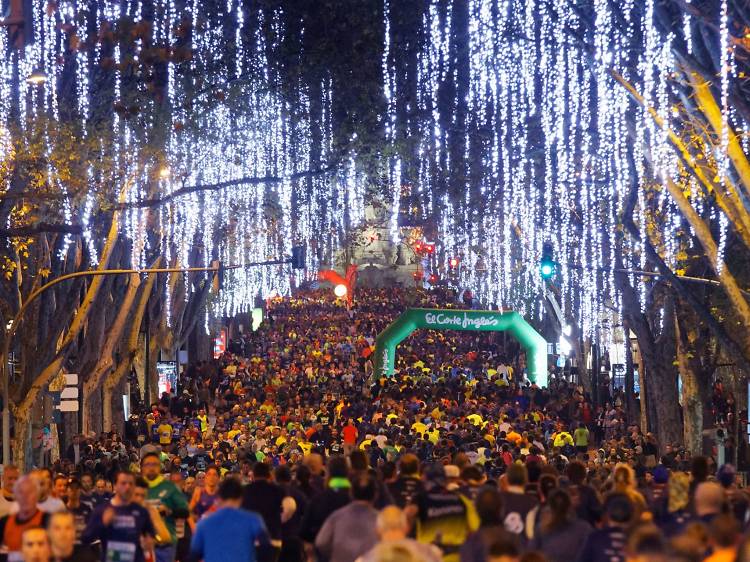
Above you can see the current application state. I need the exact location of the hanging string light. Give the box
[0,0,741,335]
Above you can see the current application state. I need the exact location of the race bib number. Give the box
[175,519,185,539]
[75,514,87,537]
[106,541,136,562]
[145,499,162,510]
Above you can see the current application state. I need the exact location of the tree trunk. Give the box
[676,331,703,455]
[82,270,144,433]
[12,412,30,471]
[674,307,715,455]
[624,334,636,423]
[110,376,128,436]
[12,211,121,464]
[103,266,159,424]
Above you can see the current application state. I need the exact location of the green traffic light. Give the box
[540,260,555,279]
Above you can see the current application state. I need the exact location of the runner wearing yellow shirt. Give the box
[553,430,574,448]
[227,423,242,441]
[411,420,428,435]
[298,440,313,455]
[427,427,440,445]
[196,410,209,433]
[158,419,174,446]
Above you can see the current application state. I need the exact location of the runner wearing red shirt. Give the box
[342,419,358,454]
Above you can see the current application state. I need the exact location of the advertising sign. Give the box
[157,361,177,396]
[213,328,227,358]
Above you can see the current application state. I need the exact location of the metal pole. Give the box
[144,309,151,408]
[2,356,9,466]
[591,343,599,411]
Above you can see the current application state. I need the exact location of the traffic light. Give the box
[211,260,224,294]
[540,242,555,280]
[291,245,306,269]
[449,257,460,270]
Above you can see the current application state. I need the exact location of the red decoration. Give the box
[318,265,358,307]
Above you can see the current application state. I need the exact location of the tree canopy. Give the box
[3,0,750,459]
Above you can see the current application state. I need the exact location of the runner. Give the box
[189,478,270,562]
[82,471,156,562]
[0,476,50,562]
[140,453,189,562]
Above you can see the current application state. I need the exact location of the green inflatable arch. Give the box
[373,308,548,387]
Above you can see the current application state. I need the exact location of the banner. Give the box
[373,308,548,386]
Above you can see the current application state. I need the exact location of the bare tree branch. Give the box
[0,161,341,214]
[0,223,83,237]
[107,162,340,211]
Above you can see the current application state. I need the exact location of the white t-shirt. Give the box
[10,496,66,514]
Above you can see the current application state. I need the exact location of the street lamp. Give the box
[334,284,348,298]
[25,69,47,85]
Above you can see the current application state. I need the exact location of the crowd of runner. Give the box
[0,288,741,562]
